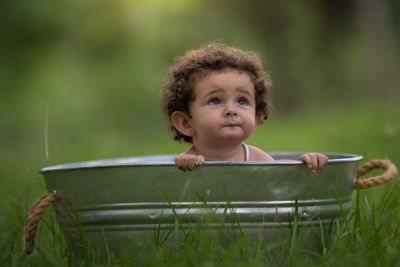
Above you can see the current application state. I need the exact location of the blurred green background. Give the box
[1,0,399,216]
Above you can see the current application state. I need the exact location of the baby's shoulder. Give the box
[248,145,274,161]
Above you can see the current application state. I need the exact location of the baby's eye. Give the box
[237,97,248,106]
[208,97,221,105]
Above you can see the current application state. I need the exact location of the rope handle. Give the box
[354,159,398,189]
[23,192,58,255]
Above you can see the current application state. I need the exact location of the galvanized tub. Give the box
[38,153,363,255]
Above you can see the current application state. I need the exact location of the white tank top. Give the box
[242,143,250,161]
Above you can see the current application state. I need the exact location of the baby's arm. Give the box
[251,146,328,173]
[174,147,205,171]
[298,153,328,173]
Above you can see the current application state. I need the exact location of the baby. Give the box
[161,43,328,173]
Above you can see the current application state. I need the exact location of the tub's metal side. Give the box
[43,160,357,204]
[41,153,362,256]
[58,199,352,232]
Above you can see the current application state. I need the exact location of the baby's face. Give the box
[189,69,261,146]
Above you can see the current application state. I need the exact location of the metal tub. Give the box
[40,153,362,255]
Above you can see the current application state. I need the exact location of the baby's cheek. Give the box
[249,119,260,133]
[244,114,257,126]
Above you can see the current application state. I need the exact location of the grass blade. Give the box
[44,103,49,163]
[158,184,186,237]
[378,180,400,223]
[319,219,327,257]
[331,188,349,231]
[289,198,299,255]
[101,228,112,266]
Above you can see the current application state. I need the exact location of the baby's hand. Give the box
[174,154,205,172]
[298,153,328,173]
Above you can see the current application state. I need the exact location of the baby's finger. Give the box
[299,154,312,168]
[197,155,205,166]
[317,154,328,171]
[300,153,318,172]
[181,156,191,171]
[193,155,205,169]
[174,156,184,171]
[179,155,190,171]
[187,156,197,170]
[310,153,318,172]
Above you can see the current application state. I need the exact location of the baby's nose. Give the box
[224,104,237,116]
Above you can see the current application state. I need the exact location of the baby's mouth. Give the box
[222,122,241,127]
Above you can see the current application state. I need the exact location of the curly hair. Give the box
[161,42,273,143]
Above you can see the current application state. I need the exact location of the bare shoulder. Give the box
[248,145,274,161]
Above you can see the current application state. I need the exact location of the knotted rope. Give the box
[354,159,398,189]
[23,192,58,255]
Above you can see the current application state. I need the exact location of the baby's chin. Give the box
[216,132,249,144]
[221,126,250,135]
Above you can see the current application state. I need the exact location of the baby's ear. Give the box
[171,111,193,137]
[255,114,263,127]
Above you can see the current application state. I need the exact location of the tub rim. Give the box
[40,153,363,174]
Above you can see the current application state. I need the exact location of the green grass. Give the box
[1,103,399,266]
[2,181,400,266]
